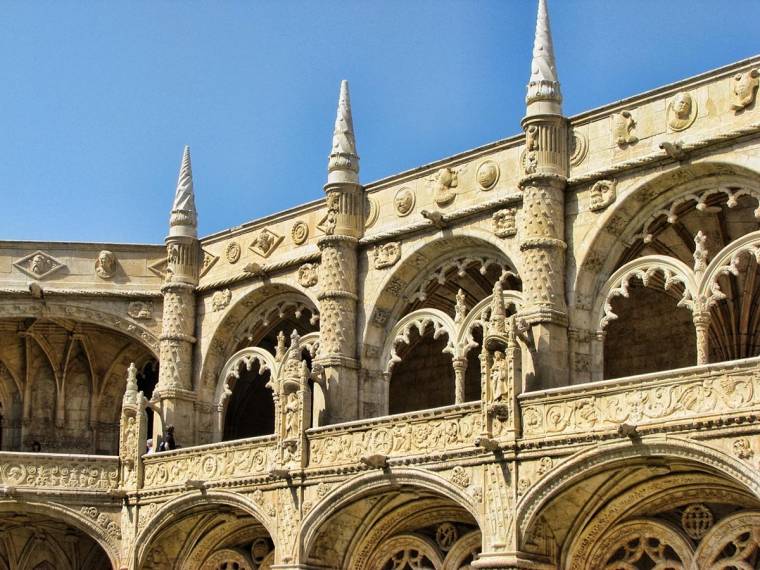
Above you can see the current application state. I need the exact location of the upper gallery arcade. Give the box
[2,1,760,569]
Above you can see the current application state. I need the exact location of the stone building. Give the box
[2,1,760,568]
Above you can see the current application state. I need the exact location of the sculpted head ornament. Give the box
[95,250,117,279]
[668,91,697,131]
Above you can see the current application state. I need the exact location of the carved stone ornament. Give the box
[364,196,379,229]
[211,289,232,312]
[450,465,470,488]
[476,160,500,191]
[667,91,697,131]
[372,242,401,269]
[731,69,759,111]
[681,503,713,539]
[317,191,340,235]
[291,221,309,245]
[733,437,754,460]
[492,208,517,238]
[249,229,283,258]
[569,129,588,166]
[613,110,639,147]
[394,187,415,217]
[13,250,65,280]
[127,301,153,320]
[95,250,118,279]
[428,167,459,206]
[147,257,168,279]
[225,241,241,264]
[589,179,617,212]
[200,249,219,277]
[298,263,319,288]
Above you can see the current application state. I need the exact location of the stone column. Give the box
[453,357,468,404]
[693,310,711,365]
[154,146,199,445]
[314,80,363,424]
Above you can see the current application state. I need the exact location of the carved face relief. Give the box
[589,180,617,212]
[732,69,759,110]
[477,160,499,191]
[211,289,232,312]
[394,188,415,217]
[250,229,283,258]
[492,208,517,238]
[372,242,401,269]
[14,250,65,280]
[94,250,117,279]
[668,91,697,131]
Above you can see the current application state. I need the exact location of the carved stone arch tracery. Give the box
[382,309,458,375]
[367,533,444,570]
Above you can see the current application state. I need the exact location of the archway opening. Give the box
[305,482,481,569]
[604,281,695,378]
[223,361,275,440]
[140,501,274,570]
[0,511,112,570]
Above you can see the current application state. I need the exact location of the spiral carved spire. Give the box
[526,0,562,115]
[169,145,198,238]
[327,80,360,185]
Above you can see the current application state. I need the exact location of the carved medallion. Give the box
[13,250,65,280]
[364,196,379,229]
[95,250,118,279]
[200,250,219,277]
[450,466,470,488]
[394,187,415,217]
[681,504,713,539]
[492,208,517,238]
[731,69,759,111]
[225,241,241,264]
[477,160,500,191]
[250,229,283,258]
[372,242,401,269]
[613,111,638,147]
[127,301,153,320]
[211,289,232,312]
[667,91,697,131]
[291,221,309,245]
[569,129,588,166]
[435,522,458,551]
[589,179,617,212]
[298,263,319,288]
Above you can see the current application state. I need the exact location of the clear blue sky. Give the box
[1,1,759,244]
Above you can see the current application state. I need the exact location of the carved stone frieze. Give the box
[0,454,119,490]
[372,242,401,269]
[13,250,66,280]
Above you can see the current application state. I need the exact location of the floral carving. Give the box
[291,221,309,245]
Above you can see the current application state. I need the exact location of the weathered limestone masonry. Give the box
[3,1,760,569]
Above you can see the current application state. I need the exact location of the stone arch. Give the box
[198,284,319,403]
[572,162,760,313]
[132,490,275,570]
[362,232,521,365]
[300,467,482,567]
[0,499,119,569]
[516,435,760,559]
[0,300,159,357]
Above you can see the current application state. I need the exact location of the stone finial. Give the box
[489,280,507,336]
[123,362,139,406]
[694,230,708,276]
[526,0,562,115]
[327,80,360,185]
[169,146,198,238]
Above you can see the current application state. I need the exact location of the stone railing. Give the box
[520,357,760,439]
[306,402,482,468]
[142,434,277,489]
[0,452,119,492]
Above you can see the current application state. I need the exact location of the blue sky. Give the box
[1,1,759,244]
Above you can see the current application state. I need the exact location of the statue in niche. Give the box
[491,351,509,402]
[731,69,760,111]
[95,250,117,279]
[613,111,638,147]
[284,392,300,438]
[667,91,697,131]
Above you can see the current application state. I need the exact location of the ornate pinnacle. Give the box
[327,80,360,185]
[489,280,507,336]
[526,0,562,114]
[123,362,139,406]
[169,145,198,238]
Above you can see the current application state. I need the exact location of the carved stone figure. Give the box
[211,289,232,312]
[372,242,401,269]
[127,301,153,320]
[589,180,617,212]
[284,392,300,438]
[95,250,117,279]
[491,351,509,401]
[14,251,64,280]
[492,208,517,238]
[613,111,638,146]
[477,160,499,191]
[693,230,708,275]
[668,91,697,131]
[731,69,759,110]
[298,263,319,288]
[428,167,458,206]
[454,288,467,325]
[251,230,278,257]
[394,188,415,217]
[320,191,340,235]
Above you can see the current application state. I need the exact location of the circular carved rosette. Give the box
[291,221,309,245]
